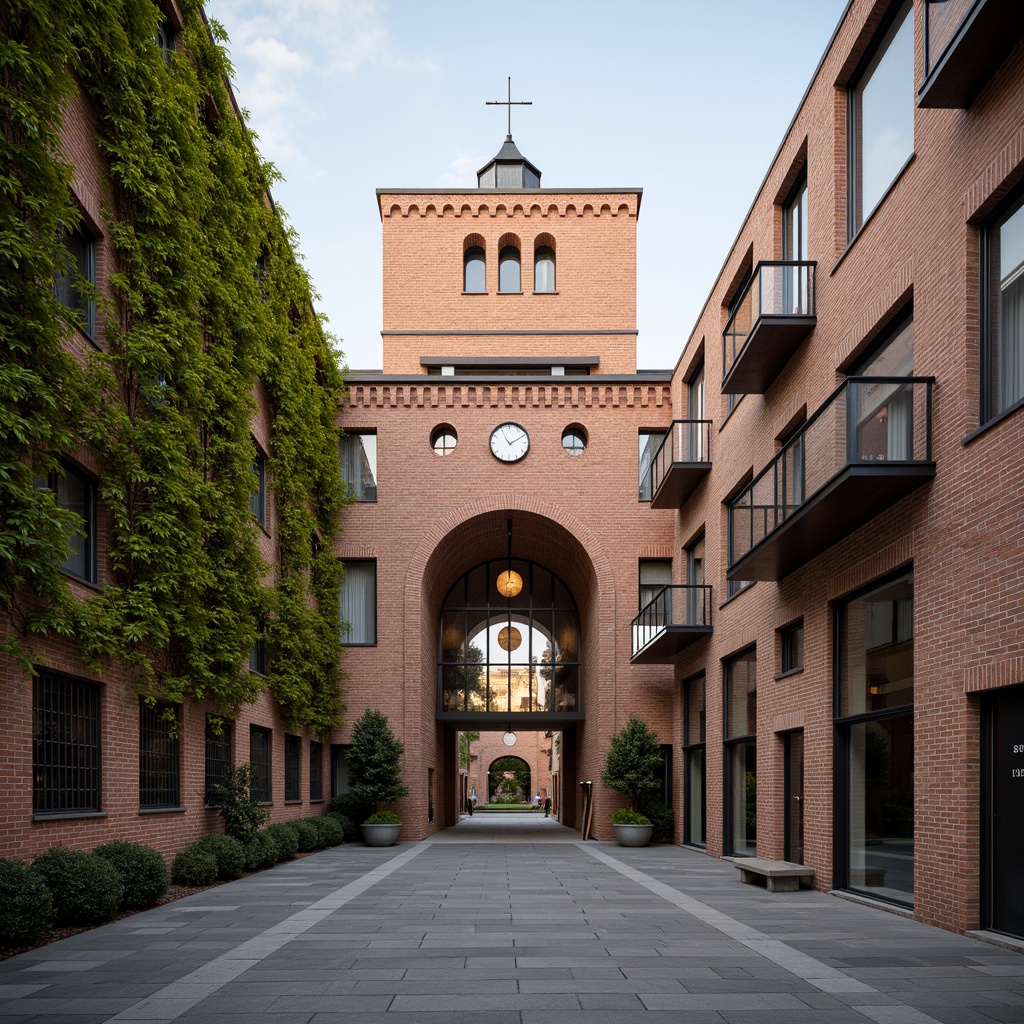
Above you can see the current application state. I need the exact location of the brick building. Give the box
[338,0,1024,941]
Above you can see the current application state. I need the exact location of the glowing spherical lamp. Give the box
[496,569,523,599]
[497,626,522,652]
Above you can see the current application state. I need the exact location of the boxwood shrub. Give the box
[93,840,169,909]
[263,823,299,861]
[242,830,279,872]
[190,834,245,881]
[324,811,356,842]
[31,847,124,925]
[292,819,320,852]
[171,845,218,887]
[0,858,55,946]
[326,792,371,825]
[309,815,343,847]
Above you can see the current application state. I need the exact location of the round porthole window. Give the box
[561,425,587,456]
[431,425,458,456]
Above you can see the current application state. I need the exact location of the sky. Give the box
[210,0,849,372]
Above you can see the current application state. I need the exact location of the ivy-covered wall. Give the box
[0,0,347,732]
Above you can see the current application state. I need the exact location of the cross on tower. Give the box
[486,77,532,139]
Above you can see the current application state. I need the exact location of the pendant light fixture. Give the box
[496,517,523,598]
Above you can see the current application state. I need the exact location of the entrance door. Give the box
[989,685,1024,937]
[784,731,804,864]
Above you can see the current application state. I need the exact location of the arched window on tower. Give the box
[464,244,486,293]
[534,241,556,293]
[498,246,521,293]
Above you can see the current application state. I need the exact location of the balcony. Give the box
[631,585,713,664]
[728,377,935,581]
[648,420,712,509]
[919,0,1024,108]
[722,261,816,394]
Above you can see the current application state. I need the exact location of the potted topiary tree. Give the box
[348,709,410,846]
[601,715,663,847]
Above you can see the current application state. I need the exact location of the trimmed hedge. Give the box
[242,830,279,872]
[31,847,124,926]
[292,819,319,852]
[324,811,357,842]
[190,834,245,881]
[263,823,298,861]
[326,792,371,825]
[309,815,343,847]
[93,840,169,909]
[0,858,55,946]
[171,846,217,887]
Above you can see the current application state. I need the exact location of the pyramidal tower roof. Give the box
[476,135,541,189]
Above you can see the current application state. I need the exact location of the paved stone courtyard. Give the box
[2,814,1023,1024]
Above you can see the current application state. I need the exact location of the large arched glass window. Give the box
[464,246,485,293]
[534,245,556,293]
[439,560,580,715]
[498,246,521,293]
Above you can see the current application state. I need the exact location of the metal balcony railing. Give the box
[647,420,712,509]
[722,261,817,393]
[728,376,935,580]
[630,584,713,663]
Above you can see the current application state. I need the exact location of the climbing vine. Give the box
[0,0,347,730]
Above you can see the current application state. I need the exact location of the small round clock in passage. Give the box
[489,422,530,463]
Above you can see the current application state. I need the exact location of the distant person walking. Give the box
[544,795,551,817]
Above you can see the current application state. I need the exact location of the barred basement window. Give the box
[309,740,324,801]
[204,715,233,805]
[284,734,301,802]
[250,725,272,802]
[32,670,102,815]
[139,701,181,809]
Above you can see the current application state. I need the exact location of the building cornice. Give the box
[377,189,642,221]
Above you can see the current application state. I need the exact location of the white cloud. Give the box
[435,152,485,188]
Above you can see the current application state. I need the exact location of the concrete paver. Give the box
[1,813,1022,1023]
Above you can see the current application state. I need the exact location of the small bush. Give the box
[324,811,356,842]
[326,792,371,824]
[364,810,400,825]
[0,858,54,946]
[242,830,279,872]
[640,801,675,843]
[610,807,651,826]
[206,764,269,842]
[264,823,299,861]
[309,816,344,847]
[93,840,169,908]
[171,845,217,887]
[31,847,124,925]
[191,834,245,881]
[292,819,320,852]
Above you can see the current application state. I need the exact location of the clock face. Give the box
[489,422,530,463]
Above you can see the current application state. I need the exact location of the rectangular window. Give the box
[32,670,102,815]
[139,701,181,810]
[204,716,233,805]
[836,570,914,906]
[284,734,301,802]
[250,451,267,526]
[683,672,706,847]
[638,430,666,502]
[848,0,914,238]
[38,463,97,583]
[250,725,272,803]
[340,560,377,645]
[55,224,96,338]
[638,559,671,609]
[724,647,757,857]
[340,432,377,502]
[783,175,810,314]
[687,361,707,460]
[780,621,804,674]
[309,740,324,802]
[983,192,1024,422]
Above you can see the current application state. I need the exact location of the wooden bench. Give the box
[733,857,815,892]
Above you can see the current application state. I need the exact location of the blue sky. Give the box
[211,0,849,372]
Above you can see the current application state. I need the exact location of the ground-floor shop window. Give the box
[724,648,757,856]
[684,672,706,846]
[836,569,914,906]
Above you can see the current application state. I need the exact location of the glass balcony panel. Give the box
[722,261,817,394]
[648,419,712,509]
[728,378,934,580]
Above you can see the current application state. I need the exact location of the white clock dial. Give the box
[489,422,530,463]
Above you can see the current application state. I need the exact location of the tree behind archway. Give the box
[488,756,531,803]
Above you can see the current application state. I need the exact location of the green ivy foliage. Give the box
[0,0,347,730]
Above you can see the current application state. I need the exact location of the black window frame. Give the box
[32,669,102,816]
[340,431,378,502]
[139,700,181,811]
[779,620,805,675]
[534,244,556,293]
[683,671,707,847]
[309,739,324,802]
[723,646,757,857]
[249,725,272,803]
[250,448,267,526]
[204,715,233,806]
[39,461,98,584]
[498,245,521,294]
[340,558,377,647]
[638,558,672,610]
[981,186,1024,427]
[284,733,301,803]
[55,222,96,340]
[463,245,486,293]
